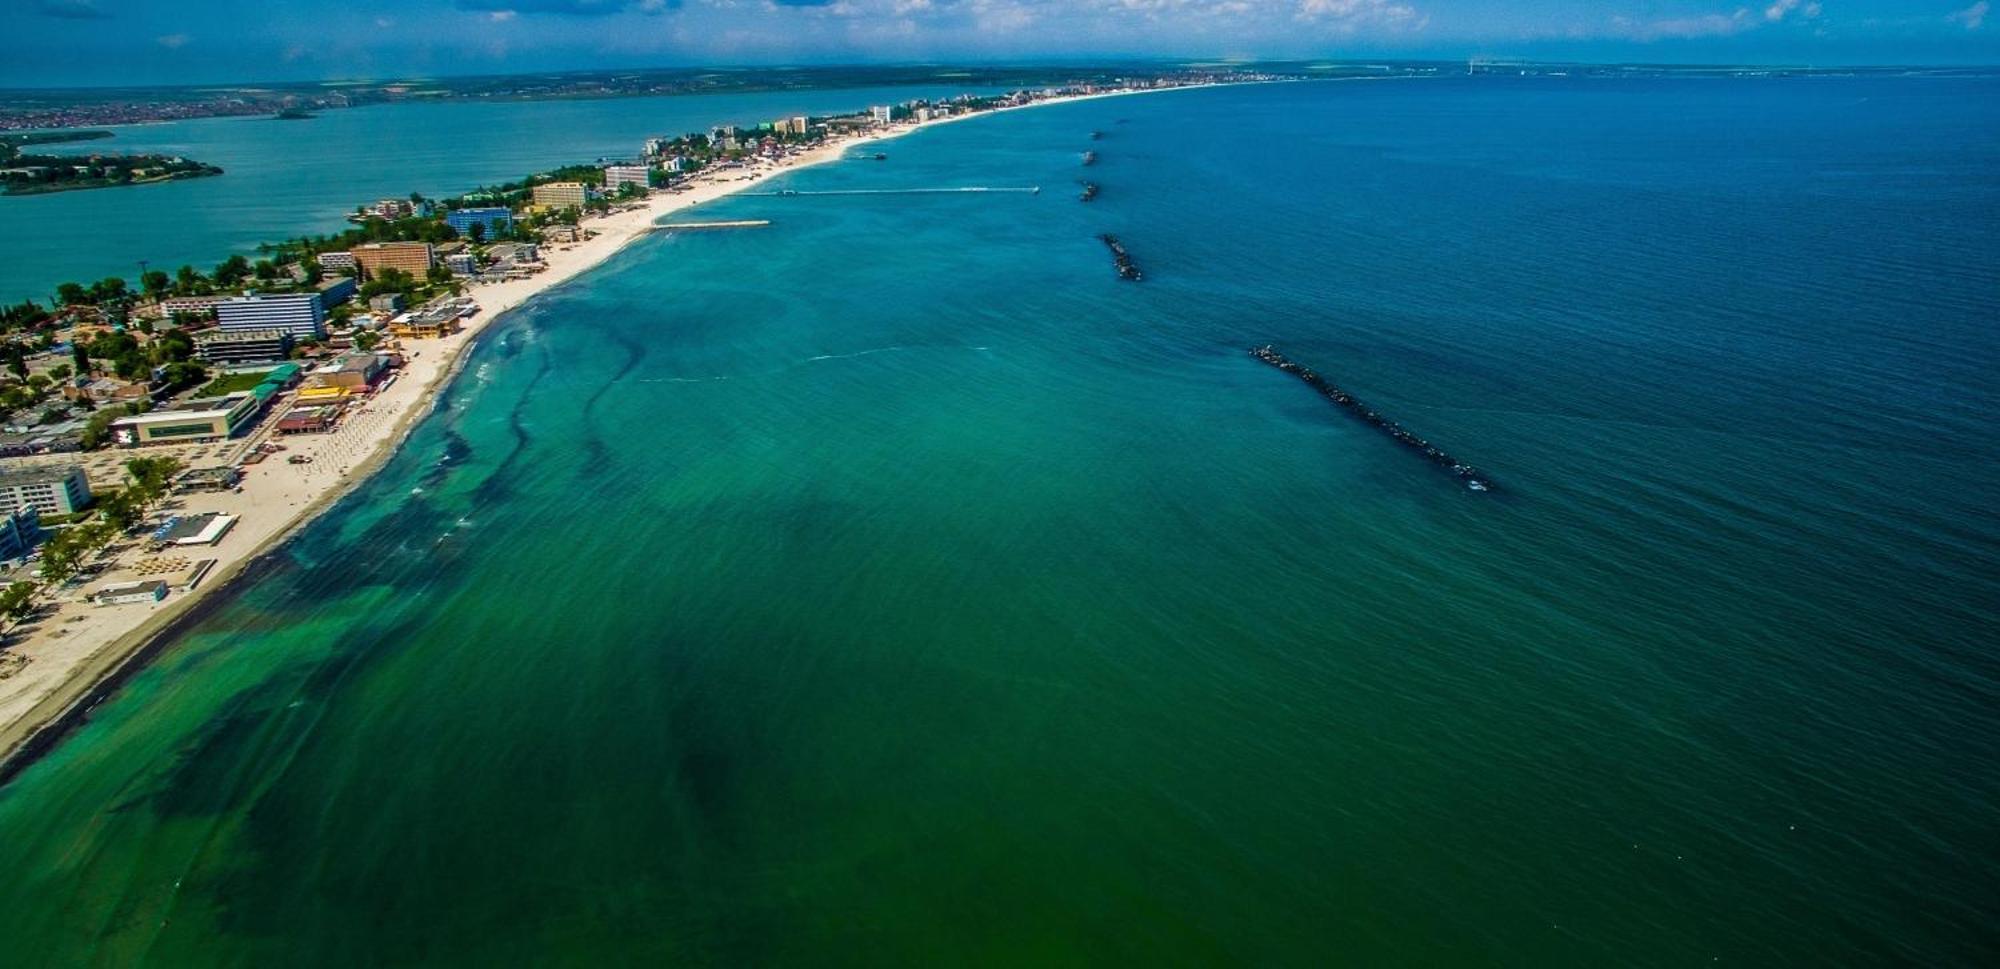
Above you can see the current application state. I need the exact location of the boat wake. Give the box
[638,344,993,384]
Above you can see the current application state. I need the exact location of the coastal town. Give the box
[0,64,1292,132]
[0,72,1250,769]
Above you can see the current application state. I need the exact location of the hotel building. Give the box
[194,328,294,365]
[110,394,267,447]
[215,292,326,340]
[602,165,650,192]
[317,275,358,307]
[532,181,590,210]
[350,241,436,280]
[0,507,41,561]
[158,295,228,319]
[445,207,514,239]
[0,464,93,516]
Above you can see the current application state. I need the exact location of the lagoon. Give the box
[0,82,1004,304]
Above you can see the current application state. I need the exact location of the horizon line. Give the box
[3,57,1998,95]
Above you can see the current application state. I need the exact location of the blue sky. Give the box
[3,0,1994,86]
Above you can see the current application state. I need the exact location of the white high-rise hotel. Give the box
[215,292,326,340]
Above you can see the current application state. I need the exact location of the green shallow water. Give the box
[1,79,1997,966]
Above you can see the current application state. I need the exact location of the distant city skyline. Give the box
[3,0,1996,86]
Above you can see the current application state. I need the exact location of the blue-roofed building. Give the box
[446,207,514,239]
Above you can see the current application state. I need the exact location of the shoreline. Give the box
[0,79,1235,783]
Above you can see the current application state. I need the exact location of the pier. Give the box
[1249,346,1494,492]
[1099,234,1142,281]
[647,220,771,231]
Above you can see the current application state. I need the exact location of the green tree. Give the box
[152,327,195,363]
[37,523,105,583]
[173,264,204,295]
[359,267,415,300]
[70,344,89,376]
[90,277,128,304]
[98,489,144,531]
[0,581,37,621]
[79,407,121,449]
[125,456,183,502]
[140,269,171,299]
[214,254,252,287]
[55,282,88,306]
[160,360,206,389]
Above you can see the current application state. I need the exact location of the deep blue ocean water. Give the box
[0,77,1996,965]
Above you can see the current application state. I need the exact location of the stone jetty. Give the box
[1099,234,1142,281]
[1249,346,1494,492]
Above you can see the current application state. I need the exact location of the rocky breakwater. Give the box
[1249,346,1494,492]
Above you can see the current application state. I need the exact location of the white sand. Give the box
[0,84,1193,765]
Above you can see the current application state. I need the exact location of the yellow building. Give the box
[350,242,435,279]
[532,181,589,209]
[295,380,353,403]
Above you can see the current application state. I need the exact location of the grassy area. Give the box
[197,369,273,397]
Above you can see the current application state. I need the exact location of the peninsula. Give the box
[1,132,222,196]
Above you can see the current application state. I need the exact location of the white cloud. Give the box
[1606,7,1756,41]
[970,0,1036,32]
[1763,0,1823,21]
[155,33,190,48]
[490,10,518,21]
[1952,1,1988,29]
[1296,0,1425,30]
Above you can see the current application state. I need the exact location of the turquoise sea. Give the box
[1,77,1997,965]
[0,83,1005,304]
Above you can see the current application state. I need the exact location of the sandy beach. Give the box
[0,84,1192,773]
